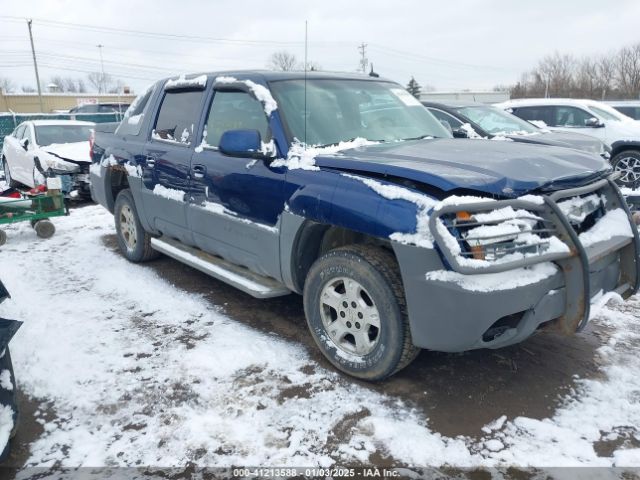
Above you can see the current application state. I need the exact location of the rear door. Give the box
[140,84,207,245]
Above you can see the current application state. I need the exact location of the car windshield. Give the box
[456,105,538,135]
[588,104,627,122]
[269,79,451,146]
[34,125,93,146]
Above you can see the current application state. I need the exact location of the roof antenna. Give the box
[304,20,308,149]
[369,64,379,78]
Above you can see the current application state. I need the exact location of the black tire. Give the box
[0,230,6,246]
[114,189,159,262]
[33,219,55,239]
[611,150,640,188]
[2,157,19,189]
[303,245,419,381]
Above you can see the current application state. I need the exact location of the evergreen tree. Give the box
[406,77,422,99]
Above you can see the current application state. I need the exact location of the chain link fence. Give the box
[0,113,123,151]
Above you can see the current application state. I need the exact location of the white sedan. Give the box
[1,120,94,198]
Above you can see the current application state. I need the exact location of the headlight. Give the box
[453,209,544,262]
[46,158,80,174]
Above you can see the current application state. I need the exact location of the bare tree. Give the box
[108,79,126,94]
[87,71,114,93]
[596,55,615,100]
[616,43,640,98]
[21,85,36,93]
[0,77,15,94]
[268,51,299,71]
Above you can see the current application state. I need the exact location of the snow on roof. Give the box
[499,98,616,108]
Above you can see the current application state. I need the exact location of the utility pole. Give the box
[358,43,368,74]
[27,19,44,112]
[97,44,105,93]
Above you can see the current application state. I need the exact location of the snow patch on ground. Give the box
[2,206,640,469]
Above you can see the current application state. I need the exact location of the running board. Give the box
[150,237,291,299]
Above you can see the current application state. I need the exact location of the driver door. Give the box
[187,88,286,278]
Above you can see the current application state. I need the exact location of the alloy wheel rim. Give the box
[319,276,381,357]
[615,156,640,185]
[119,205,137,251]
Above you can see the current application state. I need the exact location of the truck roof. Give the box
[164,70,393,84]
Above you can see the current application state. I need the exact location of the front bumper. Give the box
[394,175,640,352]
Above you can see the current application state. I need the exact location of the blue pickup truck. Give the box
[90,71,640,380]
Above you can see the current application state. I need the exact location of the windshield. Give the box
[456,105,538,135]
[269,79,451,146]
[588,104,627,122]
[34,125,93,146]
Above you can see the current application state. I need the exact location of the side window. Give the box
[554,106,592,127]
[204,91,270,147]
[14,124,26,139]
[427,108,464,129]
[23,126,34,146]
[152,90,204,145]
[116,87,153,136]
[511,106,554,126]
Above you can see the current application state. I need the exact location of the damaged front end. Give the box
[34,155,91,199]
[429,174,639,340]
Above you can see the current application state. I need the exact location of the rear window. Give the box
[152,90,205,145]
[34,125,93,146]
[116,88,153,136]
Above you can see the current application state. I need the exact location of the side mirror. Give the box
[20,138,29,150]
[585,117,604,128]
[219,129,270,159]
[452,128,468,139]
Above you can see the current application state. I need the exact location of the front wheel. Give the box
[611,150,640,188]
[303,245,419,380]
[114,189,159,262]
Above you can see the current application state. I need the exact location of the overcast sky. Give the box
[1,0,639,94]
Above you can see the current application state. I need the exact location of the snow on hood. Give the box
[313,139,612,197]
[40,141,91,163]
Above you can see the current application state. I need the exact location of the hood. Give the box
[315,139,611,197]
[40,141,91,164]
[507,131,604,155]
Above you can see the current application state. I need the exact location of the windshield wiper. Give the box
[402,134,438,141]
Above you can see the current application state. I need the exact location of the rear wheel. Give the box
[114,189,159,262]
[612,150,640,188]
[2,157,19,189]
[303,245,419,380]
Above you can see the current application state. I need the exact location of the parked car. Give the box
[605,100,640,121]
[422,101,610,158]
[69,103,130,114]
[90,71,639,380]
[498,98,640,188]
[2,120,94,198]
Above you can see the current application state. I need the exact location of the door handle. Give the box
[192,164,206,179]
[145,156,156,167]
